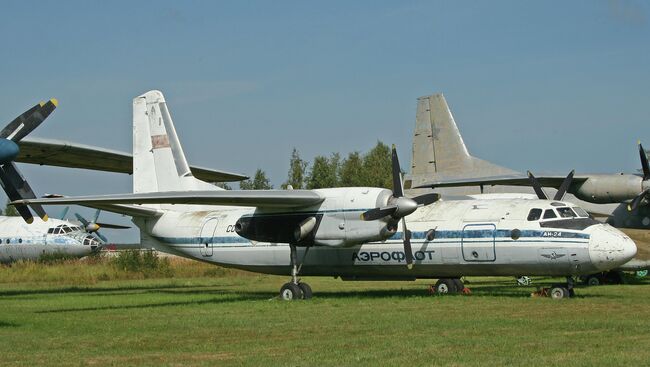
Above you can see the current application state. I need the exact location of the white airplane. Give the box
[0,216,101,263]
[13,90,637,300]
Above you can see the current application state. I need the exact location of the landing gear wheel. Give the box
[298,282,312,300]
[452,278,464,292]
[550,286,569,300]
[280,283,303,301]
[433,278,457,294]
[586,275,601,286]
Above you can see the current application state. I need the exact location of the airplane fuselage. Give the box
[0,217,101,264]
[133,191,636,280]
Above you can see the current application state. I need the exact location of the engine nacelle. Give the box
[235,187,397,247]
[572,174,642,203]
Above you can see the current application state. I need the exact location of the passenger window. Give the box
[543,209,557,219]
[573,207,589,218]
[527,208,542,221]
[557,207,576,218]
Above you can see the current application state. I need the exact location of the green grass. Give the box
[0,258,648,366]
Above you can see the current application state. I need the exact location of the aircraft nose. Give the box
[588,225,637,271]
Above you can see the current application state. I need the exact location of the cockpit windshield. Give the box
[557,207,576,218]
[47,224,82,235]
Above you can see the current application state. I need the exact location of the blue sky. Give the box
[0,1,649,241]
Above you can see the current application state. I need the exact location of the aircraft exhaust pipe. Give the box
[294,216,317,242]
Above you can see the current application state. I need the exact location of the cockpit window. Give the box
[557,207,576,218]
[543,209,557,219]
[527,208,542,221]
[573,207,589,218]
[47,228,55,234]
[61,226,71,233]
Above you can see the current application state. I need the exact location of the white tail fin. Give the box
[406,93,517,188]
[133,90,219,194]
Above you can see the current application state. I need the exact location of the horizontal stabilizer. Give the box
[13,190,325,209]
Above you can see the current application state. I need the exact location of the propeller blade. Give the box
[92,209,101,223]
[95,222,131,229]
[527,171,548,200]
[402,217,413,269]
[0,168,33,223]
[391,145,404,198]
[96,231,108,243]
[412,193,440,206]
[8,99,58,143]
[58,206,70,220]
[74,213,90,226]
[628,189,650,211]
[0,162,47,220]
[361,205,398,221]
[640,142,650,181]
[0,103,41,139]
[553,170,575,201]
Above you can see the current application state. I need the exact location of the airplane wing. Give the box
[16,137,248,182]
[12,190,325,210]
[414,174,589,189]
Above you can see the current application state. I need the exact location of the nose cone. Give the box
[588,225,637,271]
[0,138,19,164]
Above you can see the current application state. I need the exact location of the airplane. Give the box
[0,215,102,264]
[10,90,637,300]
[405,93,650,230]
[403,93,650,283]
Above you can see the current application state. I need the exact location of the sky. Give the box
[0,1,649,242]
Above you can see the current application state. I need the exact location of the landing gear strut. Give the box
[279,244,312,301]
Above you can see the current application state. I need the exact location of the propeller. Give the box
[0,99,58,223]
[75,209,130,242]
[628,142,650,211]
[527,170,575,201]
[360,145,440,268]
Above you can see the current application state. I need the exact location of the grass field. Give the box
[0,256,649,366]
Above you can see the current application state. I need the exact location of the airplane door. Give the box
[199,218,219,257]
[461,223,496,262]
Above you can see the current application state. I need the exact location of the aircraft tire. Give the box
[586,276,601,286]
[280,283,303,301]
[550,286,568,300]
[452,278,464,293]
[433,278,457,294]
[298,282,313,300]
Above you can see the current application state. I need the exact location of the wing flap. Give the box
[13,190,325,209]
[415,174,588,189]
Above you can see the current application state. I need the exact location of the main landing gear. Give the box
[533,276,576,299]
[279,244,312,301]
[429,278,470,295]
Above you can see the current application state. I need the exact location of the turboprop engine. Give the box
[572,174,645,204]
[235,145,440,267]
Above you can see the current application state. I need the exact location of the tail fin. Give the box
[133,90,219,194]
[406,93,516,188]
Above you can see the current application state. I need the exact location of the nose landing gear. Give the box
[279,244,312,301]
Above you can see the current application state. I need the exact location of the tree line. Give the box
[237,141,393,190]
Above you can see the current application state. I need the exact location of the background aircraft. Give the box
[403,93,650,283]
[14,90,636,300]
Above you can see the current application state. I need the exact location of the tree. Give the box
[307,153,340,189]
[282,148,308,189]
[361,141,392,189]
[339,151,364,187]
[214,182,232,190]
[240,169,273,190]
[3,201,19,217]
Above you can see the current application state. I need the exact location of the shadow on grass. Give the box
[0,320,19,327]
[35,293,270,314]
[0,283,219,298]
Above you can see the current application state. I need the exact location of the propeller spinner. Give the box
[360,145,440,268]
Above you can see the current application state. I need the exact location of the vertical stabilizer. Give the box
[406,93,517,188]
[133,90,219,195]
